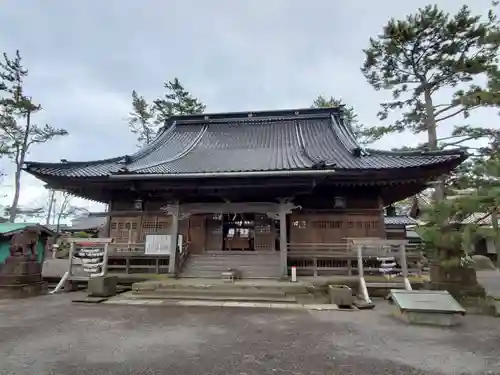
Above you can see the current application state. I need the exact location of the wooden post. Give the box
[168,201,180,274]
[105,200,112,237]
[357,244,372,304]
[399,243,412,291]
[279,203,288,277]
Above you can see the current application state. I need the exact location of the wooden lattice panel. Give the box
[109,216,141,244]
[289,213,384,243]
[254,213,276,251]
[140,215,172,241]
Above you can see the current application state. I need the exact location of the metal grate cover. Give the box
[389,290,466,314]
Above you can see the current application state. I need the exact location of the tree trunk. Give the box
[8,110,31,223]
[46,189,55,225]
[56,212,62,234]
[491,210,500,269]
[8,166,22,222]
[423,88,444,201]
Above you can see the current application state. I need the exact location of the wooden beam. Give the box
[168,201,180,274]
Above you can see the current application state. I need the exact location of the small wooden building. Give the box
[24,107,465,278]
[0,223,55,264]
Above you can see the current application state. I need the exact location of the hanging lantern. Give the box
[133,199,143,211]
[334,196,346,209]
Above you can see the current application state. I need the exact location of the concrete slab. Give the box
[304,304,339,311]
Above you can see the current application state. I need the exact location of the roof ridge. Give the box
[126,122,177,163]
[167,106,341,124]
[24,155,125,168]
[329,114,365,156]
[126,124,208,173]
[366,148,468,157]
[294,120,324,167]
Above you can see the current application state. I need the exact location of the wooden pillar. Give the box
[279,204,288,277]
[168,201,180,274]
[105,200,112,238]
[399,243,412,291]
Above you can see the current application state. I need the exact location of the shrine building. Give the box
[24,107,466,278]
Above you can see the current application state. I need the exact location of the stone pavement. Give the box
[476,269,500,299]
[0,293,499,375]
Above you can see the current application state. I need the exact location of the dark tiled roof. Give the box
[69,216,107,231]
[24,107,466,179]
[384,216,418,226]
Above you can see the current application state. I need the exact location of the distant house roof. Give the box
[69,216,106,231]
[44,224,70,232]
[384,215,418,226]
[24,107,466,180]
[460,213,500,226]
[406,230,421,239]
[0,223,56,237]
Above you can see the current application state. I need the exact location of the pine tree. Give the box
[311,95,377,145]
[128,90,156,146]
[421,152,500,270]
[361,3,500,199]
[0,50,68,222]
[153,78,205,124]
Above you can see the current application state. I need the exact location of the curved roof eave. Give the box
[22,107,468,180]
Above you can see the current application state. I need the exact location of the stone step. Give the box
[188,257,280,264]
[129,292,297,303]
[182,267,280,273]
[182,267,280,274]
[138,287,288,298]
[132,281,310,294]
[366,282,405,288]
[181,273,279,279]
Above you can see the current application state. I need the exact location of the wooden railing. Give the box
[287,242,423,277]
[108,242,147,254]
[107,242,170,274]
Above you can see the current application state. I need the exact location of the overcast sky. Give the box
[0,0,497,215]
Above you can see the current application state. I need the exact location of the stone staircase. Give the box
[181,252,281,279]
[124,279,330,307]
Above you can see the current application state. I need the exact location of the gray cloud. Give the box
[0,0,496,208]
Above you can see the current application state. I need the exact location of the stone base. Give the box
[0,274,43,285]
[0,259,42,275]
[392,306,464,326]
[88,276,117,297]
[493,300,500,317]
[428,265,486,301]
[328,285,353,307]
[0,281,47,299]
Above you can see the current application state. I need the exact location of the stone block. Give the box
[0,256,45,299]
[88,276,117,297]
[0,281,47,299]
[493,299,500,317]
[0,274,42,285]
[328,285,353,307]
[392,306,464,326]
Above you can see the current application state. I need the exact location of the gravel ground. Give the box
[0,293,499,375]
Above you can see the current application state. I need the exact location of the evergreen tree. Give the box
[0,50,68,222]
[361,3,500,199]
[420,151,500,270]
[128,90,156,146]
[153,77,205,124]
[311,95,377,145]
